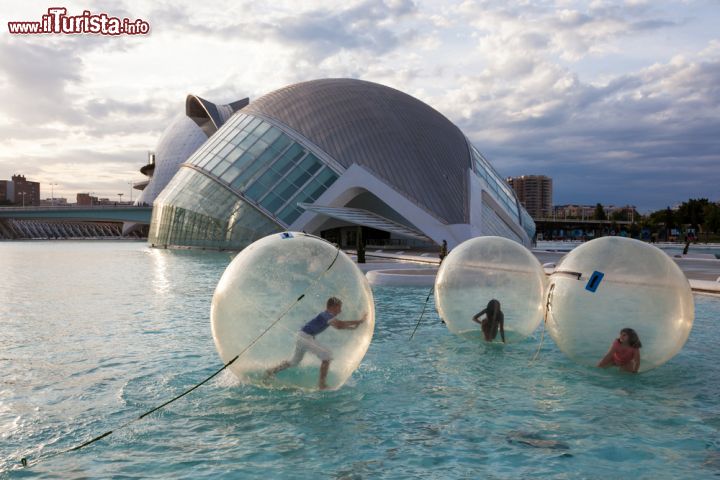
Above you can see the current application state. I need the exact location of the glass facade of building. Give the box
[469,143,536,241]
[149,113,340,250]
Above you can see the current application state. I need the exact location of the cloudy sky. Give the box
[1,0,718,212]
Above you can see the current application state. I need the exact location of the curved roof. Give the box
[241,78,471,224]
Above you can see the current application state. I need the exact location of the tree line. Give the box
[592,199,720,241]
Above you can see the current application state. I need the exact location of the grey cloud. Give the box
[464,3,686,61]
[0,37,141,127]
[517,32,550,50]
[0,123,68,141]
[0,40,88,125]
[0,41,81,96]
[456,53,720,211]
[81,100,177,139]
[89,0,133,20]
[552,11,593,28]
[148,3,189,27]
[630,19,678,31]
[84,98,157,119]
[150,0,418,59]
[0,35,176,142]
[83,117,167,139]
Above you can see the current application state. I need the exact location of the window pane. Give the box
[268,134,291,154]
[278,206,302,225]
[228,129,250,146]
[315,168,338,188]
[195,152,214,168]
[259,192,284,212]
[236,115,252,130]
[245,140,267,160]
[305,181,327,201]
[220,165,241,183]
[285,167,311,189]
[282,144,305,165]
[211,160,231,176]
[223,146,245,165]
[289,189,312,206]
[275,178,297,202]
[256,168,282,189]
[299,154,322,175]
[231,148,281,191]
[270,145,302,175]
[261,127,282,145]
[203,155,223,172]
[245,182,265,201]
[210,141,226,155]
[252,121,271,138]
[218,142,235,158]
[245,117,262,133]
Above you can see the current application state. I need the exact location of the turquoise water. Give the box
[1,241,720,478]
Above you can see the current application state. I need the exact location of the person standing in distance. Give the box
[439,240,448,264]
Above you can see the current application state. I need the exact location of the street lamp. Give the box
[118,193,124,204]
[49,182,58,206]
[19,192,27,207]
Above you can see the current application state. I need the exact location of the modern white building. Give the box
[149,78,535,250]
[135,95,248,206]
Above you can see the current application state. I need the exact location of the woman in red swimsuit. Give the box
[597,328,642,373]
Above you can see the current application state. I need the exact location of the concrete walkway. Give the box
[355,249,720,295]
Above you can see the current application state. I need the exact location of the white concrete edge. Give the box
[361,252,720,294]
[689,279,720,296]
[366,269,436,287]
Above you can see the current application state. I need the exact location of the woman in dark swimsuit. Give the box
[472,299,505,343]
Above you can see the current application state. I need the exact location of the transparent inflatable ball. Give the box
[546,236,694,372]
[434,236,546,343]
[211,232,375,390]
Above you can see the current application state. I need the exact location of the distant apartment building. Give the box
[76,193,99,206]
[506,175,553,219]
[40,197,68,206]
[605,204,637,221]
[0,175,40,206]
[553,204,595,219]
[554,204,637,221]
[0,180,11,203]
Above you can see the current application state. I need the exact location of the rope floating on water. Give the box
[530,282,555,363]
[409,285,435,341]
[20,243,341,469]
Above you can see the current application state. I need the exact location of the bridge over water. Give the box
[534,217,634,240]
[0,206,152,239]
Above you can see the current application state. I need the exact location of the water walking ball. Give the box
[545,236,694,372]
[211,232,375,390]
[434,236,546,343]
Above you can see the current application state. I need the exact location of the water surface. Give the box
[1,241,719,478]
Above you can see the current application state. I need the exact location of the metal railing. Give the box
[0,204,150,211]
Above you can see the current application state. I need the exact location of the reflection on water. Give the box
[149,248,171,295]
